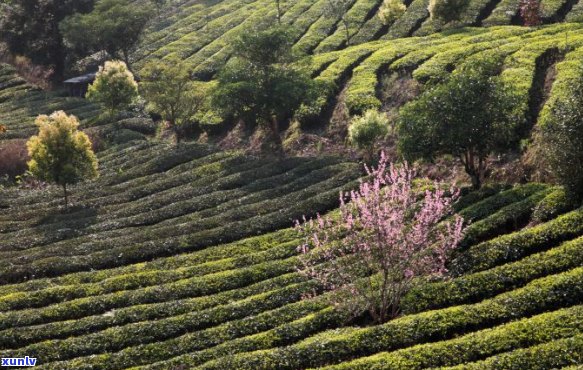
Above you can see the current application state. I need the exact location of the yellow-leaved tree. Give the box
[27,111,98,210]
[87,60,138,116]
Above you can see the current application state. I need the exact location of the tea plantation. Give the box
[0,137,581,368]
[0,0,582,367]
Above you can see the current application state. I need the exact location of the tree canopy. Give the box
[141,58,207,142]
[397,59,517,189]
[0,0,94,81]
[27,111,98,209]
[87,60,139,116]
[212,26,315,148]
[60,0,153,68]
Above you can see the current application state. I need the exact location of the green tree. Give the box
[60,0,153,68]
[428,0,470,24]
[212,26,314,150]
[0,0,94,81]
[397,60,516,189]
[348,110,390,162]
[378,0,406,25]
[141,58,207,143]
[27,111,98,210]
[534,64,583,201]
[87,60,138,116]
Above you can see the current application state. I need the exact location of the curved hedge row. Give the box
[183,267,583,369]
[441,334,583,370]
[322,305,583,369]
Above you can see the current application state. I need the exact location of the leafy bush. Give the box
[445,334,583,369]
[195,267,583,369]
[87,61,139,116]
[531,187,574,223]
[323,304,583,369]
[378,0,407,25]
[348,110,390,160]
[0,139,28,179]
[428,0,470,24]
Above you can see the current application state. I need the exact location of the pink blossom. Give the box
[295,153,465,323]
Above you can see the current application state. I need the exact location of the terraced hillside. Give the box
[4,23,583,144]
[135,0,583,78]
[0,64,103,140]
[0,138,581,368]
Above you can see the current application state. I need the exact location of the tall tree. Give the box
[141,58,207,143]
[60,0,153,69]
[0,0,94,81]
[27,111,98,210]
[397,59,517,189]
[212,26,315,150]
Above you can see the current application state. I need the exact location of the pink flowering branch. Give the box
[295,153,465,323]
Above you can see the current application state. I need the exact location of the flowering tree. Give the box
[295,153,464,323]
[519,0,542,26]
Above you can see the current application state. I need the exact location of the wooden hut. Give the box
[63,73,96,98]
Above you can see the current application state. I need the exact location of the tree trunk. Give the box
[122,49,131,71]
[343,19,350,44]
[63,183,68,211]
[470,174,481,190]
[276,0,282,24]
[270,116,283,155]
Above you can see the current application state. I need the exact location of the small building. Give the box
[63,73,96,98]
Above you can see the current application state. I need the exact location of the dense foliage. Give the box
[0,0,94,80]
[60,0,153,68]
[536,63,583,202]
[378,0,406,25]
[87,60,138,116]
[26,111,98,208]
[212,26,315,148]
[398,59,517,189]
[296,155,464,323]
[141,58,207,142]
[348,110,390,161]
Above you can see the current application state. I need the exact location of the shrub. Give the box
[0,139,28,179]
[428,0,471,24]
[348,110,390,161]
[378,0,406,25]
[535,63,583,202]
[531,187,574,223]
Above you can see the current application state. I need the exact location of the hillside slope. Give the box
[0,140,581,368]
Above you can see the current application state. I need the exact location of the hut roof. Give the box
[63,73,96,84]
